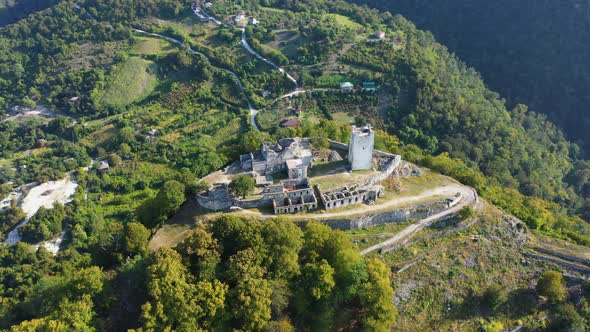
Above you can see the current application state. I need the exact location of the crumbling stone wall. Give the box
[318,199,451,230]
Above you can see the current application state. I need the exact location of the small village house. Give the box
[340,82,354,92]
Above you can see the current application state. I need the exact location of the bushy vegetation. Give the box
[20,203,66,243]
[2,216,397,330]
[0,201,25,238]
[352,0,590,155]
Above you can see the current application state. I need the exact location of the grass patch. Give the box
[96,57,158,108]
[316,74,353,88]
[324,13,363,30]
[132,36,176,55]
[79,124,118,149]
[310,169,374,191]
[331,112,354,125]
[347,222,412,249]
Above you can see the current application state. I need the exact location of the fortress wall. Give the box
[295,199,452,230]
[232,197,272,209]
[197,194,231,211]
[333,200,449,230]
[328,140,349,151]
[197,194,272,210]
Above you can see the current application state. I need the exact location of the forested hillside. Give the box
[0,0,59,25]
[349,0,590,151]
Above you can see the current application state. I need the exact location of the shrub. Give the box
[536,270,566,303]
[481,284,507,314]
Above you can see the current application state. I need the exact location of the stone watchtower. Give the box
[348,125,375,171]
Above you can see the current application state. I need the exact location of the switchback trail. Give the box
[360,186,478,255]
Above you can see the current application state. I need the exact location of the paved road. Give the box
[360,186,478,255]
[239,28,298,86]
[195,7,298,87]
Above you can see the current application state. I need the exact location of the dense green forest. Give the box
[348,0,590,152]
[0,0,59,26]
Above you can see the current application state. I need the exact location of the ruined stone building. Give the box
[198,126,400,215]
[240,138,312,179]
[348,125,374,171]
[270,178,318,214]
[318,184,383,210]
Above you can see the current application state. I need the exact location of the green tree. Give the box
[176,226,221,281]
[211,216,266,260]
[227,248,265,282]
[137,180,186,229]
[141,248,227,331]
[229,175,255,199]
[0,201,25,234]
[261,218,304,279]
[118,127,135,144]
[226,249,272,330]
[124,222,150,257]
[12,295,96,332]
[108,154,122,167]
[481,284,507,314]
[242,130,271,152]
[20,202,66,243]
[230,277,272,331]
[459,206,475,219]
[547,303,586,332]
[359,258,397,331]
[300,260,335,301]
[536,270,566,303]
[293,259,336,330]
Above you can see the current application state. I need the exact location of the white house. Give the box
[374,31,385,40]
[340,82,354,92]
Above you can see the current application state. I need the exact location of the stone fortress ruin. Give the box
[197,125,402,214]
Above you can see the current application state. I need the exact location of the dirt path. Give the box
[360,186,477,255]
[232,183,472,223]
[131,28,260,130]
[195,6,298,87]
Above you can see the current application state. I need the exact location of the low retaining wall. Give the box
[531,247,590,267]
[197,195,271,210]
[232,197,271,209]
[296,198,452,230]
[197,194,230,211]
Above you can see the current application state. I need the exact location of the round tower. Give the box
[348,125,375,171]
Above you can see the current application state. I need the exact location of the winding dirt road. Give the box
[360,186,478,255]
[132,28,261,130]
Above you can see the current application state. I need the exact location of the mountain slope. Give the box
[0,0,59,25]
[348,0,590,151]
